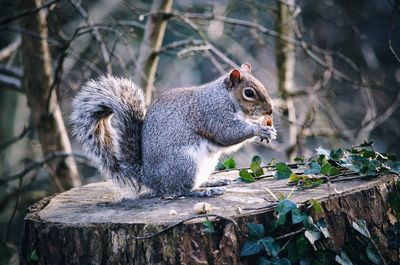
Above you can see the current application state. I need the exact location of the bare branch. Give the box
[0,152,88,186]
[0,126,32,151]
[0,36,21,62]
[0,0,59,26]
[388,2,400,63]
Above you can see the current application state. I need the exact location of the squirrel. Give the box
[70,62,277,197]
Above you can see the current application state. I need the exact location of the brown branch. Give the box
[0,152,88,186]
[0,36,21,62]
[134,0,173,106]
[0,126,32,151]
[0,0,59,26]
[388,1,400,63]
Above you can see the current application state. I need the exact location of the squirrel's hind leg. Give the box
[199,176,232,187]
[190,187,225,197]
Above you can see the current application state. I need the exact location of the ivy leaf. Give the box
[276,199,297,215]
[315,147,330,157]
[320,163,341,176]
[223,157,236,169]
[289,173,301,183]
[28,249,39,262]
[291,208,306,224]
[365,244,380,264]
[352,219,371,238]
[387,222,400,249]
[250,161,264,177]
[304,162,321,175]
[310,199,323,213]
[240,240,262,257]
[341,163,360,173]
[215,161,225,170]
[270,257,291,265]
[257,257,271,265]
[239,169,256,183]
[360,140,374,147]
[252,155,262,165]
[335,251,353,265]
[275,162,293,179]
[259,237,280,257]
[330,148,344,161]
[296,235,309,257]
[390,161,400,174]
[247,223,265,239]
[316,219,331,238]
[202,220,215,234]
[294,157,304,163]
[304,229,321,249]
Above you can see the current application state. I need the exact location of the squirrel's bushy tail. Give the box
[70,76,145,192]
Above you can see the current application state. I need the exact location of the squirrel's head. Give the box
[225,63,273,118]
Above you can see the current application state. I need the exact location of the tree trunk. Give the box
[275,0,297,160]
[134,0,173,106]
[20,171,399,264]
[19,0,81,191]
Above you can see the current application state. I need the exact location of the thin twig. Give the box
[128,214,246,240]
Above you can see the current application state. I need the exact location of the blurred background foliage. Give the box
[0,0,399,264]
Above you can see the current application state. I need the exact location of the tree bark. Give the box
[20,171,399,264]
[134,0,173,106]
[19,0,81,190]
[275,0,298,160]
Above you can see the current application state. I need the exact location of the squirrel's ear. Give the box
[240,62,251,74]
[229,69,241,85]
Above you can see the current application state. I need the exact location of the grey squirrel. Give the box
[70,62,277,197]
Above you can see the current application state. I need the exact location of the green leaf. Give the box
[310,199,323,213]
[252,155,262,165]
[270,257,291,265]
[275,162,293,179]
[360,140,374,147]
[330,148,344,161]
[294,157,304,163]
[289,173,301,183]
[390,161,400,174]
[296,235,309,257]
[223,157,236,169]
[304,229,321,248]
[291,208,306,224]
[202,220,215,234]
[335,251,353,265]
[240,240,261,257]
[215,161,225,170]
[239,169,256,183]
[259,237,280,257]
[247,223,265,239]
[250,161,264,177]
[365,244,380,264]
[320,163,341,176]
[352,219,371,238]
[29,249,39,262]
[276,199,297,215]
[315,147,330,157]
[316,219,331,238]
[257,257,271,265]
[304,162,321,175]
[387,222,400,249]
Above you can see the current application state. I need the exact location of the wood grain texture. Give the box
[20,171,399,264]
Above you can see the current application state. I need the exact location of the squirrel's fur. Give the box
[70,63,276,197]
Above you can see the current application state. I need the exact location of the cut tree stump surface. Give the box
[35,171,392,224]
[21,170,399,265]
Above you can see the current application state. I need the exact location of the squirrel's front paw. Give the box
[256,125,277,141]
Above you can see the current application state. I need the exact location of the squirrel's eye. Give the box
[244,89,255,98]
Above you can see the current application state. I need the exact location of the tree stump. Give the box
[20,171,399,265]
